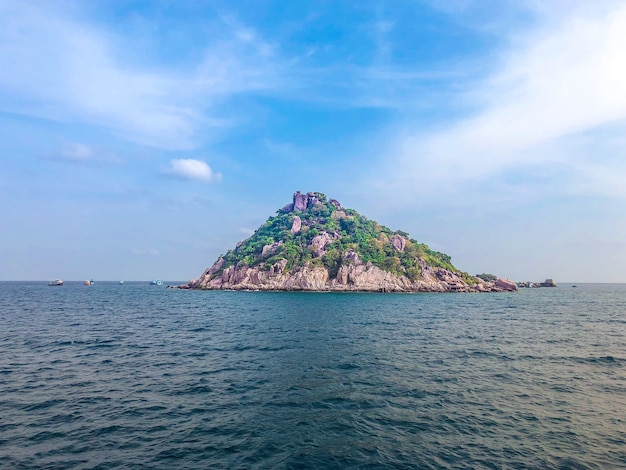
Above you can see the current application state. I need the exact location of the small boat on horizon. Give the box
[150,280,163,286]
[119,280,124,285]
[48,279,64,286]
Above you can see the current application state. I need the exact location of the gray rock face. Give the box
[306,192,320,206]
[309,231,336,258]
[495,278,518,291]
[201,257,224,278]
[390,235,406,252]
[291,216,302,234]
[288,190,332,213]
[293,191,308,211]
[270,258,288,275]
[189,252,512,293]
[261,241,283,257]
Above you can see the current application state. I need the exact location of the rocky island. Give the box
[187,191,517,292]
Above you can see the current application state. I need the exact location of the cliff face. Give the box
[188,191,516,292]
[192,256,509,292]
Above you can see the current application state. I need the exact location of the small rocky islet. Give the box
[186,191,518,292]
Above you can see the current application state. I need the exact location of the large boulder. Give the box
[390,235,406,252]
[495,278,518,291]
[291,216,302,234]
[261,241,283,257]
[329,199,342,209]
[293,191,308,211]
[309,231,336,258]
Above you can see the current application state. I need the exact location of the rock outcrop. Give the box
[291,216,301,234]
[189,256,515,293]
[390,235,406,252]
[494,278,518,292]
[187,191,517,293]
[309,231,337,258]
[283,191,326,213]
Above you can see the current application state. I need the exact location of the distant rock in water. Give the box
[516,279,557,288]
[188,191,516,292]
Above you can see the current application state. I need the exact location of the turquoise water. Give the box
[1,282,625,468]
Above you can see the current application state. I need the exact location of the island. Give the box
[186,191,517,292]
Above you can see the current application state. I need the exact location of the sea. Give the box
[0,282,624,469]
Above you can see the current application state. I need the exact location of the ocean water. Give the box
[0,282,625,469]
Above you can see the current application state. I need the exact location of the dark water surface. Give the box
[1,282,625,469]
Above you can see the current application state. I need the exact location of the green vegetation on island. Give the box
[214,191,479,285]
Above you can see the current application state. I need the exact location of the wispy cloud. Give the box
[166,159,222,182]
[373,1,626,205]
[48,142,121,164]
[0,1,282,150]
[59,143,95,162]
[132,247,160,256]
[40,142,122,164]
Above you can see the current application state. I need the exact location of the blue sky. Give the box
[2,0,626,282]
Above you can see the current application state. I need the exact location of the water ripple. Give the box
[0,282,625,468]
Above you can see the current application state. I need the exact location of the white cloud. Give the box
[377,1,626,204]
[166,159,222,182]
[0,1,281,150]
[59,143,94,161]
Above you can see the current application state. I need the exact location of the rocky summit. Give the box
[188,191,517,292]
